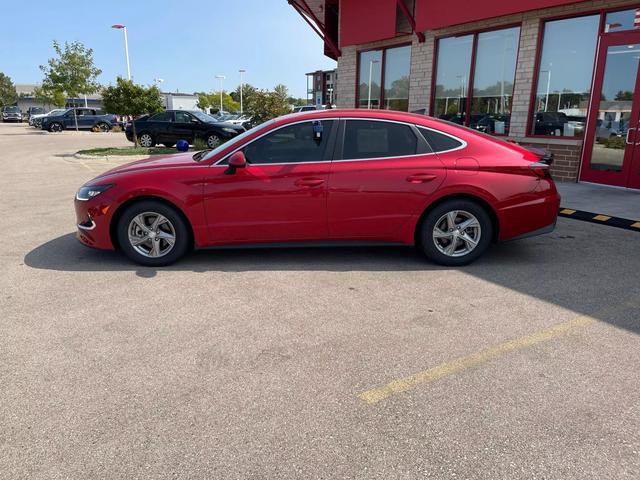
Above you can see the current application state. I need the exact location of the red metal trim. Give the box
[396,0,425,43]
[465,33,478,127]
[288,0,341,59]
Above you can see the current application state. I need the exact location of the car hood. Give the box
[96,152,201,179]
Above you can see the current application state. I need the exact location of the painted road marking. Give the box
[593,214,611,221]
[357,302,637,405]
[560,208,576,215]
[631,222,640,229]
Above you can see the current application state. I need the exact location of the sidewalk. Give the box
[557,182,640,221]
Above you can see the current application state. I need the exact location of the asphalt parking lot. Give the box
[0,122,638,479]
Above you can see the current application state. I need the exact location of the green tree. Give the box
[230,83,258,109]
[196,91,239,113]
[40,40,102,130]
[102,77,163,146]
[0,73,18,107]
[245,87,291,125]
[32,85,66,108]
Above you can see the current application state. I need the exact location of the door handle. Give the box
[295,177,325,187]
[626,127,636,145]
[406,173,438,183]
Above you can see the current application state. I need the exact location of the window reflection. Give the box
[383,45,411,111]
[531,15,599,137]
[469,27,520,135]
[358,50,382,109]
[433,35,473,125]
[604,9,640,33]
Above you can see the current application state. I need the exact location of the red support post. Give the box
[288,0,342,58]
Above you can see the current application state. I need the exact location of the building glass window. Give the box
[433,27,519,134]
[433,35,473,125]
[604,8,640,33]
[469,27,520,135]
[383,45,411,111]
[358,50,383,109]
[358,45,411,111]
[531,15,599,137]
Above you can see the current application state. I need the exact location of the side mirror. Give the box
[225,151,247,175]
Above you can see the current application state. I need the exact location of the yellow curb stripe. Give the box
[631,222,640,229]
[560,209,576,215]
[593,214,611,221]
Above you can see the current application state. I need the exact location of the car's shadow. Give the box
[23,227,639,334]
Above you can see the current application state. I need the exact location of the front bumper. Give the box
[74,196,116,250]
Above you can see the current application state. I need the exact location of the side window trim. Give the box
[335,118,428,162]
[214,118,339,166]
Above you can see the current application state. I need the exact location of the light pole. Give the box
[111,24,131,80]
[367,59,379,109]
[215,75,226,113]
[541,63,552,112]
[239,69,245,115]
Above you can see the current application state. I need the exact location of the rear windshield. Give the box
[4,107,20,113]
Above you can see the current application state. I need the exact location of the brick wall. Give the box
[333,0,638,183]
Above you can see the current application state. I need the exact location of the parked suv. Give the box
[41,108,118,132]
[22,106,46,123]
[1,106,22,122]
[124,110,244,148]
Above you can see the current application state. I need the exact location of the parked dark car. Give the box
[124,110,245,148]
[41,108,118,132]
[22,106,46,122]
[533,112,569,136]
[1,106,22,122]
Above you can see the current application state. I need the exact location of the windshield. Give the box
[200,119,276,162]
[49,109,66,115]
[5,106,20,113]
[190,111,215,122]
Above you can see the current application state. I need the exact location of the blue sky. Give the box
[1,0,336,98]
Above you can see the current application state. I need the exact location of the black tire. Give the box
[116,200,190,267]
[163,142,175,148]
[95,122,111,132]
[138,132,155,147]
[48,122,63,133]
[419,199,493,267]
[206,133,222,149]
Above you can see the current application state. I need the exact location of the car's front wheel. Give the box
[95,122,111,132]
[138,132,155,147]
[419,199,493,266]
[48,122,63,132]
[116,200,190,266]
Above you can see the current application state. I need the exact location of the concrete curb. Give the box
[73,152,151,161]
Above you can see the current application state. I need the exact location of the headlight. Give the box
[221,127,238,134]
[76,184,113,201]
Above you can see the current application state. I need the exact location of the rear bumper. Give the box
[498,188,561,241]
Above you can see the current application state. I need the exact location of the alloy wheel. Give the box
[139,134,153,147]
[127,212,176,258]
[432,210,482,257]
[207,135,220,149]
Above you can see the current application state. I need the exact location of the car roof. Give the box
[276,108,434,126]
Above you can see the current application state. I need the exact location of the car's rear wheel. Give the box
[419,199,492,266]
[48,122,63,132]
[206,133,221,149]
[116,200,190,266]
[95,122,110,132]
[138,132,155,147]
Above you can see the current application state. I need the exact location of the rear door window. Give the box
[149,111,174,122]
[342,120,418,160]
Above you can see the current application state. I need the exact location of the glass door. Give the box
[581,31,640,188]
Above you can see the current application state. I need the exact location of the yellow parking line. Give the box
[631,222,640,229]
[593,214,611,221]
[560,209,576,215]
[357,302,636,405]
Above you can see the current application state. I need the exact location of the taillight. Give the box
[529,161,552,179]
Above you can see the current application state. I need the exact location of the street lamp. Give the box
[111,24,131,80]
[367,59,379,109]
[215,75,226,113]
[239,69,246,115]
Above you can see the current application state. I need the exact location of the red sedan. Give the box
[74,110,560,267]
